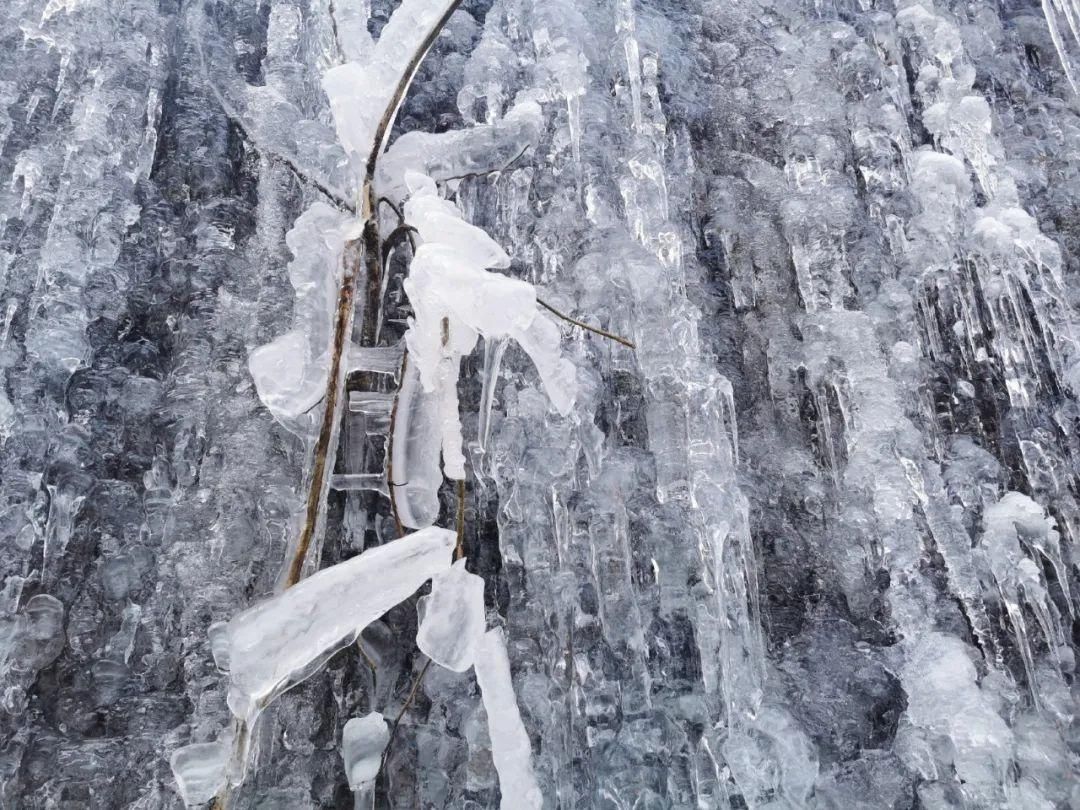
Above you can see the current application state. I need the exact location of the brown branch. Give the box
[536,297,636,349]
[381,657,433,769]
[285,0,465,595]
[454,479,466,561]
[216,4,467,805]
[386,351,409,539]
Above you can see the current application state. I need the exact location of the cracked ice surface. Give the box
[0,0,1078,807]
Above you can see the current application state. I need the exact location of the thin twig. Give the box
[386,351,409,539]
[442,141,532,183]
[536,298,636,349]
[440,144,533,185]
[382,657,433,766]
[454,479,466,561]
[378,196,406,224]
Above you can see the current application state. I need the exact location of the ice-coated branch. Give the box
[387,171,576,514]
[280,0,469,588]
[378,96,544,202]
[536,297,637,349]
[222,526,455,725]
[323,0,465,180]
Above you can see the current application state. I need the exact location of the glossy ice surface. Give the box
[0,0,1078,807]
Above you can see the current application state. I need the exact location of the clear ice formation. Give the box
[400,170,576,484]
[322,0,462,171]
[2,0,1080,806]
[168,742,229,807]
[222,526,454,724]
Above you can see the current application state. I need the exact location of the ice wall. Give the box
[0,0,1077,807]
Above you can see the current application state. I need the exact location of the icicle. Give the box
[391,358,443,529]
[1042,0,1080,94]
[978,492,1069,704]
[477,336,508,455]
[474,628,543,810]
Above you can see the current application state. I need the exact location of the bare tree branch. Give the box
[537,297,637,349]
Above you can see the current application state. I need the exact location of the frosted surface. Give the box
[0,0,1078,806]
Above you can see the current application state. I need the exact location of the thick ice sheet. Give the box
[223,527,455,722]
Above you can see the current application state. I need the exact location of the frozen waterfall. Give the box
[0,0,1077,807]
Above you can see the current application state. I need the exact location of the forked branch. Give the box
[215,5,466,806]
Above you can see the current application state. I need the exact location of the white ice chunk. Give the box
[474,628,543,810]
[416,559,486,671]
[978,492,1068,702]
[899,633,1012,797]
[170,742,228,806]
[911,150,971,211]
[405,183,511,269]
[323,0,461,172]
[208,621,230,672]
[223,527,455,723]
[436,358,468,480]
[342,712,390,791]
[248,202,358,427]
[511,314,577,416]
[331,0,375,63]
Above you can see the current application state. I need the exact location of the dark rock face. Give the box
[0,0,1077,807]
